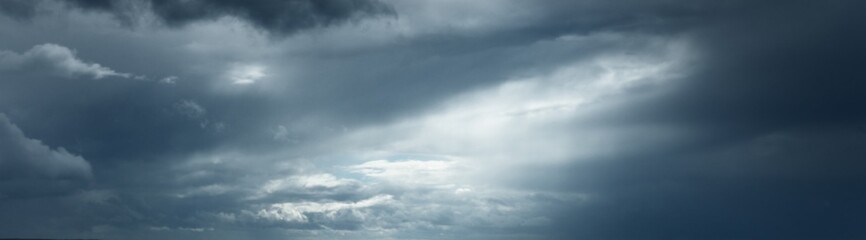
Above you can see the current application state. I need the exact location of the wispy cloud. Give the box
[0,43,141,79]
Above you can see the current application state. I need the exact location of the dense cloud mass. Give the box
[1,0,865,239]
[4,0,393,35]
[0,114,92,198]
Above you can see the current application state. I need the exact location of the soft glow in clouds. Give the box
[340,37,693,168]
[350,159,457,185]
[222,38,692,235]
[261,173,357,194]
[228,64,266,85]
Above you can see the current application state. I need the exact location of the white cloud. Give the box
[257,195,394,223]
[149,226,215,232]
[250,176,582,231]
[383,0,539,35]
[349,159,457,186]
[151,37,694,236]
[0,43,139,79]
[0,113,91,179]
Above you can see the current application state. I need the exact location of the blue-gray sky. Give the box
[1,0,865,239]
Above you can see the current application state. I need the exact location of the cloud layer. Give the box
[0,114,91,198]
[1,0,865,239]
[0,43,136,79]
[3,0,393,36]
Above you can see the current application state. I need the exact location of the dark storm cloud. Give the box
[541,130,866,240]
[148,0,393,34]
[0,0,394,35]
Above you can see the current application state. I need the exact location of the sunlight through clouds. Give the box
[2,0,862,239]
[228,64,267,85]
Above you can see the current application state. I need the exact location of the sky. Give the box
[0,0,865,239]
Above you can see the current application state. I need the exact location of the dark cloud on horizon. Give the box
[1,0,865,239]
[532,1,866,238]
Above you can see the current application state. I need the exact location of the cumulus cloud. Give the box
[0,114,92,197]
[272,125,291,141]
[0,43,138,79]
[248,171,576,232]
[338,38,692,172]
[261,174,356,194]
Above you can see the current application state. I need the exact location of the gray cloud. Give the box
[0,113,92,198]
[1,0,865,239]
[0,0,394,36]
[0,43,137,79]
[0,0,38,20]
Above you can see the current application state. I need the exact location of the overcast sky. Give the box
[1,0,865,239]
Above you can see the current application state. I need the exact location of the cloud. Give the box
[262,174,356,193]
[1,0,866,239]
[349,160,457,186]
[0,43,137,79]
[0,113,92,198]
[0,0,394,36]
[174,100,207,119]
[257,194,393,223]
[227,64,266,85]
